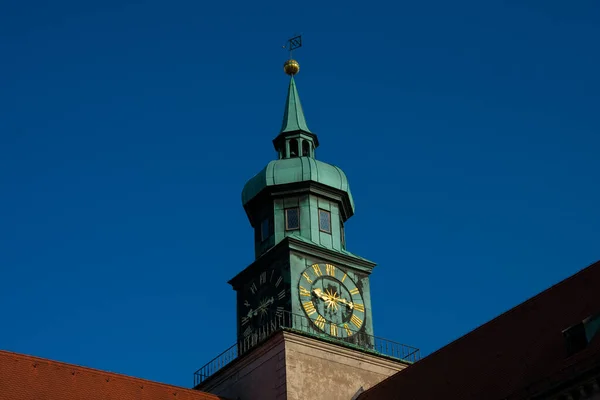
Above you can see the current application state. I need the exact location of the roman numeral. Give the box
[259,272,267,285]
[299,286,311,297]
[250,282,258,294]
[325,264,336,277]
[243,326,252,337]
[350,314,363,329]
[278,289,286,300]
[270,269,275,282]
[303,301,316,316]
[241,316,249,325]
[276,306,284,317]
[315,315,326,330]
[312,264,322,276]
[349,288,360,296]
[330,324,338,337]
[275,276,283,288]
[354,303,365,312]
[343,323,353,336]
[302,272,313,284]
[341,273,347,283]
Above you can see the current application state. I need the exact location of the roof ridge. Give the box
[424,259,600,356]
[359,258,600,399]
[0,349,213,395]
[372,260,600,368]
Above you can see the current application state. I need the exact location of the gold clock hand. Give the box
[338,297,354,309]
[252,296,276,317]
[312,288,329,301]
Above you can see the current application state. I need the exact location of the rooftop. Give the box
[359,259,600,400]
[0,350,224,400]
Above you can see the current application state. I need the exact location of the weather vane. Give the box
[282,35,302,76]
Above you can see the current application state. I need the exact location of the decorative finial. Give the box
[284,59,300,76]
[283,35,302,76]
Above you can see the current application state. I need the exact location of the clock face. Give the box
[240,269,287,338]
[298,263,365,338]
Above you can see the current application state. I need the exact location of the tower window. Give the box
[340,219,345,248]
[285,208,300,230]
[260,218,271,241]
[289,139,298,158]
[302,140,310,157]
[319,209,331,233]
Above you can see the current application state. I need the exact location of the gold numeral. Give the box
[330,324,338,336]
[354,303,365,312]
[302,272,313,284]
[303,301,316,316]
[275,276,283,287]
[325,264,336,276]
[299,286,311,297]
[260,272,267,285]
[341,273,347,283]
[312,264,322,276]
[315,315,326,330]
[250,282,258,294]
[351,314,363,328]
[343,323,353,336]
[349,288,359,296]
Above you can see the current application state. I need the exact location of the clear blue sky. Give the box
[1,0,598,388]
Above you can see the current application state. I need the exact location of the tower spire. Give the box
[280,76,312,134]
[273,35,319,159]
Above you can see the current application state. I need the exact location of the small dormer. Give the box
[563,312,600,357]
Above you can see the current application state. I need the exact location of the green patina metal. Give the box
[242,76,356,258]
[241,157,354,211]
[272,77,319,159]
[285,233,372,264]
[232,72,377,343]
[280,76,312,134]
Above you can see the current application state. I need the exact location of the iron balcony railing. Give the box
[193,310,421,387]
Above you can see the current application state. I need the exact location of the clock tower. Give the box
[229,54,376,349]
[194,40,418,400]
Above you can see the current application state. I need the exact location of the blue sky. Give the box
[1,0,599,388]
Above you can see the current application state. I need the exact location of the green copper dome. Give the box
[242,157,355,212]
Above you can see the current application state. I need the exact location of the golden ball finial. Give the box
[284,59,300,76]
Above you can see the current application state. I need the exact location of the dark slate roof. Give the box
[359,259,600,400]
[0,350,225,400]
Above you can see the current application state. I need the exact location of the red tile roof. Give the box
[0,350,224,400]
[360,260,600,400]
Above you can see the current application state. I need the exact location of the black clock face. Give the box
[240,269,286,338]
[298,263,365,338]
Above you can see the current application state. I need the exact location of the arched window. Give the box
[289,139,298,158]
[302,140,310,157]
